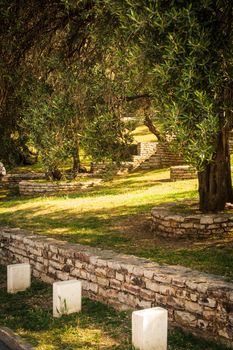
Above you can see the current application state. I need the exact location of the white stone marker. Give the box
[132,307,168,350]
[7,263,31,294]
[53,280,82,317]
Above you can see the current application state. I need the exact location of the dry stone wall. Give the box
[134,131,233,171]
[138,143,185,170]
[19,179,102,196]
[137,142,157,156]
[229,131,233,154]
[170,166,197,181]
[136,142,158,158]
[0,173,46,189]
[0,227,232,347]
[130,142,158,170]
[92,142,185,173]
[151,204,233,238]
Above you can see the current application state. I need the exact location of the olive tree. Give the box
[111,0,233,212]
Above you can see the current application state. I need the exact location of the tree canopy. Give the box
[1,0,233,211]
[114,0,233,211]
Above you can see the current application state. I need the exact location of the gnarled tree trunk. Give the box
[198,128,233,212]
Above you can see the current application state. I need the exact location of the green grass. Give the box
[8,161,45,173]
[132,125,156,143]
[0,266,230,350]
[10,149,92,174]
[0,168,233,281]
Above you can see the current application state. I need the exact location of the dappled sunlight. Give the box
[0,186,198,234]
[132,125,156,143]
[3,169,233,280]
[0,171,198,218]
[0,169,198,245]
[0,171,232,280]
[20,325,119,350]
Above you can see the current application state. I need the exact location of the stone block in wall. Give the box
[229,131,233,154]
[170,165,197,181]
[19,179,102,196]
[136,142,185,171]
[0,173,46,189]
[151,203,233,239]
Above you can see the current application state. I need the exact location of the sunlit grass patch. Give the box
[1,168,233,280]
[132,125,156,143]
[0,168,198,245]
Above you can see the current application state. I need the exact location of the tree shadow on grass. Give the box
[0,189,198,241]
[0,179,162,202]
[0,192,233,280]
[0,168,190,204]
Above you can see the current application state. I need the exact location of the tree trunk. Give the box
[0,79,7,109]
[144,114,163,142]
[72,142,81,174]
[198,128,233,212]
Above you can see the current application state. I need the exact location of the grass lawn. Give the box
[0,169,233,281]
[0,266,230,350]
[132,125,156,143]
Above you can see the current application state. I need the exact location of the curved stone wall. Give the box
[0,227,232,347]
[151,203,233,238]
[19,179,102,196]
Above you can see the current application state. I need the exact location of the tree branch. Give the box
[125,93,153,102]
[144,114,163,142]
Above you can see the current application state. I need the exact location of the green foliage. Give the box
[84,112,133,163]
[21,57,134,176]
[114,0,233,169]
[0,0,103,164]
[1,0,233,210]
[1,0,149,167]
[21,79,76,178]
